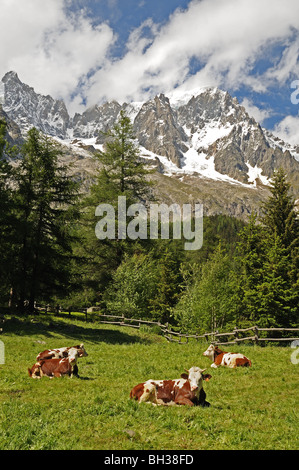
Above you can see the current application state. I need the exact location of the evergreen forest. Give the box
[0,112,298,333]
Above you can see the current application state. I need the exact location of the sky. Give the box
[0,0,299,145]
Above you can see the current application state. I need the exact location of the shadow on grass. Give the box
[1,315,155,345]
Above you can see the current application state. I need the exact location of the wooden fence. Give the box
[35,304,299,346]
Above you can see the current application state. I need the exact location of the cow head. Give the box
[203,344,218,361]
[184,366,209,391]
[67,348,79,364]
[76,344,88,357]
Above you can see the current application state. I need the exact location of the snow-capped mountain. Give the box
[1,71,299,207]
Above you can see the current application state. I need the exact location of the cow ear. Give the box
[203,374,212,382]
[180,373,188,379]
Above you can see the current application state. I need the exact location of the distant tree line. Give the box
[0,112,298,330]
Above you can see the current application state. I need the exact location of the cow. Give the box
[36,343,88,377]
[28,348,79,379]
[130,367,212,407]
[203,344,252,368]
[36,343,88,361]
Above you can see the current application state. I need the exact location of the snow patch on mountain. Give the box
[184,120,234,150]
[264,128,299,163]
[0,80,4,105]
[167,86,211,108]
[246,162,269,186]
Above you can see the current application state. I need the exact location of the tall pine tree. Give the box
[78,110,154,303]
[0,118,17,304]
[12,128,79,312]
[235,170,298,327]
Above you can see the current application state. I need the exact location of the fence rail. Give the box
[34,304,299,346]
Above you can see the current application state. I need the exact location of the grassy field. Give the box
[0,314,298,450]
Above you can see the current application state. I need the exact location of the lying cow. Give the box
[130,366,212,407]
[36,343,88,377]
[36,343,88,361]
[203,344,252,368]
[28,348,79,379]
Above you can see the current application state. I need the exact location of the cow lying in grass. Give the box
[28,348,80,379]
[130,367,212,407]
[35,343,88,377]
[203,344,252,368]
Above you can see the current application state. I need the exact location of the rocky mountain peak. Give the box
[133,93,188,167]
[1,71,70,138]
[1,71,299,198]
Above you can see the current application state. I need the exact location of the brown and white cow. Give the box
[28,348,80,379]
[130,367,212,407]
[36,343,88,361]
[203,344,252,368]
[36,343,88,377]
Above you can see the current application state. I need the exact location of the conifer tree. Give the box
[235,171,299,327]
[13,128,79,312]
[79,110,154,302]
[261,168,298,253]
[0,119,17,303]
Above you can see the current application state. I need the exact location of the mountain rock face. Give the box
[1,71,299,208]
[0,104,24,148]
[1,71,70,138]
[73,101,122,141]
[133,93,188,168]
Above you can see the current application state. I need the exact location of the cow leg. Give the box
[72,364,79,377]
[175,397,195,406]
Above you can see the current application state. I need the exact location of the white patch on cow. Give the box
[174,379,186,389]
[222,353,245,368]
[156,399,176,406]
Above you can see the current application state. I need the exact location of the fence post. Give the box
[233,326,239,343]
[166,322,169,341]
[254,326,259,345]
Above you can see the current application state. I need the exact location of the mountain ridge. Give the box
[1,70,298,218]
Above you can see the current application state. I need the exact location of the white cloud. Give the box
[273,114,299,146]
[240,98,270,124]
[0,0,115,114]
[0,0,299,116]
[82,0,299,106]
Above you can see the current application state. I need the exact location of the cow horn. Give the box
[200,368,207,373]
[184,368,189,373]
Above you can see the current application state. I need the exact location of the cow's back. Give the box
[37,347,68,361]
[222,352,251,368]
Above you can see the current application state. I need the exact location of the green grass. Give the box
[0,314,298,450]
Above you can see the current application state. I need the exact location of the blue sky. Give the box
[0,0,299,145]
